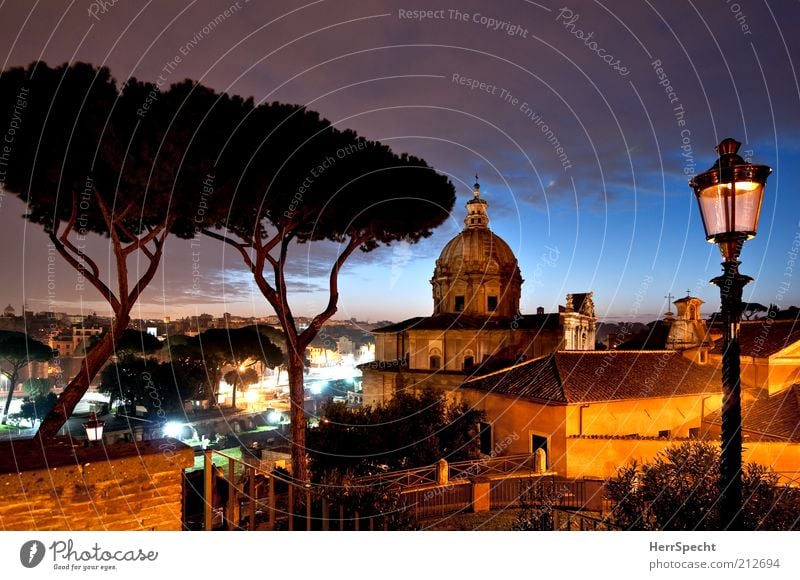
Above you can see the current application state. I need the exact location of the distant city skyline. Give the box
[1,1,798,324]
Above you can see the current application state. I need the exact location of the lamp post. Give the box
[689,138,771,530]
[83,412,105,446]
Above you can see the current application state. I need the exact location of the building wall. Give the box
[742,441,800,484]
[457,389,722,478]
[716,353,800,399]
[565,438,669,479]
[458,391,569,475]
[375,327,565,376]
[565,438,800,483]
[564,394,722,439]
[0,439,193,530]
[705,338,800,399]
[361,368,467,407]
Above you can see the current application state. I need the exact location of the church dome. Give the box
[431,180,522,318]
[437,229,519,276]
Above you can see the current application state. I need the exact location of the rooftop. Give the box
[710,319,800,358]
[462,350,720,404]
[373,312,561,333]
[706,384,800,442]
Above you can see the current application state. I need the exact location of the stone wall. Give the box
[0,438,194,530]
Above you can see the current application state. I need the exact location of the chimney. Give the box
[537,306,545,315]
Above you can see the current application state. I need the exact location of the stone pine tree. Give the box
[223,367,260,409]
[0,61,251,438]
[0,331,54,424]
[202,101,455,482]
[188,327,283,409]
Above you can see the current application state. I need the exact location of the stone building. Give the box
[361,180,596,406]
[709,318,800,399]
[459,350,723,478]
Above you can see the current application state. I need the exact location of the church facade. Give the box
[361,180,596,406]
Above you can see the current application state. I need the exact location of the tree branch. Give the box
[201,228,256,273]
[93,187,129,306]
[253,236,300,354]
[127,226,170,306]
[48,232,121,312]
[299,234,366,347]
[54,212,101,281]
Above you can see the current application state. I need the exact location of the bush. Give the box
[606,441,800,530]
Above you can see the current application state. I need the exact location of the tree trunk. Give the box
[37,316,130,439]
[287,348,307,484]
[208,366,221,408]
[1,369,20,425]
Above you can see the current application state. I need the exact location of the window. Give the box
[455,295,465,312]
[658,429,671,439]
[429,355,441,369]
[479,422,492,455]
[487,295,498,311]
[688,427,701,440]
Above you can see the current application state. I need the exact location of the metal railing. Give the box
[192,450,395,531]
[188,451,611,530]
[356,453,539,490]
[196,449,281,531]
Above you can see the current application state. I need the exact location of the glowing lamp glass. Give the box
[689,139,771,245]
[83,412,105,442]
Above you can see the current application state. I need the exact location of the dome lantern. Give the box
[431,178,522,318]
[464,176,489,229]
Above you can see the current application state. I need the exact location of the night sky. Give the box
[0,0,798,323]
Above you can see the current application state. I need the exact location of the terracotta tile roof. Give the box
[707,385,800,442]
[710,319,800,357]
[462,351,720,404]
[462,354,566,402]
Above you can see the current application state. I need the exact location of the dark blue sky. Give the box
[1,0,798,322]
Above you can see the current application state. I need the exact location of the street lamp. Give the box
[689,137,772,530]
[83,412,105,446]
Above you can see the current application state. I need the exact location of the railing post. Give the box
[306,485,312,531]
[470,477,491,513]
[268,474,275,531]
[322,498,330,531]
[339,504,344,531]
[248,467,256,531]
[203,450,213,531]
[354,510,359,531]
[436,458,448,486]
[288,484,294,531]
[227,457,236,530]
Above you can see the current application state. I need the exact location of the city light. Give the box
[162,421,185,439]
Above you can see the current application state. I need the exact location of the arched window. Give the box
[429,348,442,370]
